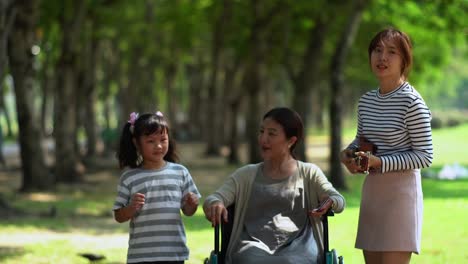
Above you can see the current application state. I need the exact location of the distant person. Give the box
[204,107,345,264]
[0,121,5,167]
[340,28,433,264]
[113,111,201,264]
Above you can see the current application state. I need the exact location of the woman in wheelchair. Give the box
[203,107,345,264]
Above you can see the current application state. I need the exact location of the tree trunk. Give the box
[186,61,205,140]
[224,59,241,164]
[228,99,241,164]
[101,52,112,131]
[246,63,262,163]
[8,0,52,191]
[0,0,15,141]
[246,0,266,164]
[241,0,283,163]
[311,86,324,131]
[289,19,329,161]
[329,0,368,190]
[0,0,15,81]
[54,0,87,183]
[100,39,119,154]
[40,47,53,137]
[118,47,139,121]
[55,57,80,182]
[164,62,178,130]
[82,22,98,158]
[205,1,229,156]
[37,26,54,137]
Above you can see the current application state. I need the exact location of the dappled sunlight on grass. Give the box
[0,246,25,263]
[25,193,59,202]
[0,231,128,264]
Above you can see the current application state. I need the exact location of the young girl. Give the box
[113,111,201,264]
[341,28,433,264]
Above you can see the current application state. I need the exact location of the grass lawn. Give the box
[1,177,466,264]
[0,124,467,264]
[185,177,468,264]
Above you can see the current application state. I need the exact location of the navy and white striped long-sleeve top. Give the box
[348,82,433,173]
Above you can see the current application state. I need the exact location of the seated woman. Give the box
[203,107,345,264]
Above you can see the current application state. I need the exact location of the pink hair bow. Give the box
[156,111,164,117]
[128,112,139,134]
[128,112,139,125]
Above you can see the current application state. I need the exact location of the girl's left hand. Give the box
[308,198,333,218]
[182,192,199,207]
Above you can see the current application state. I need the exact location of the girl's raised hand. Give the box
[129,193,145,212]
[182,192,199,216]
[183,192,199,207]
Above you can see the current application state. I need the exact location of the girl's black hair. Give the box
[117,112,179,169]
[263,107,304,158]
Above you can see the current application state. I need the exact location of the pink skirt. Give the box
[355,169,423,254]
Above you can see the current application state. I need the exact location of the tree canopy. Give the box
[1,0,466,190]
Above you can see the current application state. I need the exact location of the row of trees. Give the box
[0,0,466,191]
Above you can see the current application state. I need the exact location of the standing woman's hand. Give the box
[355,151,382,172]
[340,149,361,174]
[204,202,228,226]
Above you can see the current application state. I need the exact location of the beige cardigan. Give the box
[203,161,345,264]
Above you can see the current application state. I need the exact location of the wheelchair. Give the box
[204,205,343,264]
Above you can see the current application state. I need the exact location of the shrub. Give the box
[430,110,468,129]
[447,118,461,127]
[431,116,443,129]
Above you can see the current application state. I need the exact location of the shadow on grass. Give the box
[1,207,210,236]
[0,213,128,235]
[0,246,26,262]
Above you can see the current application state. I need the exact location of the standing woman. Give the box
[341,28,433,264]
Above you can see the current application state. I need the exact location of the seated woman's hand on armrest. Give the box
[204,201,228,226]
[308,198,333,218]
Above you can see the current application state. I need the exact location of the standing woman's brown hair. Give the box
[368,28,413,80]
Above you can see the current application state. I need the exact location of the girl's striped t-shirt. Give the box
[113,162,201,263]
